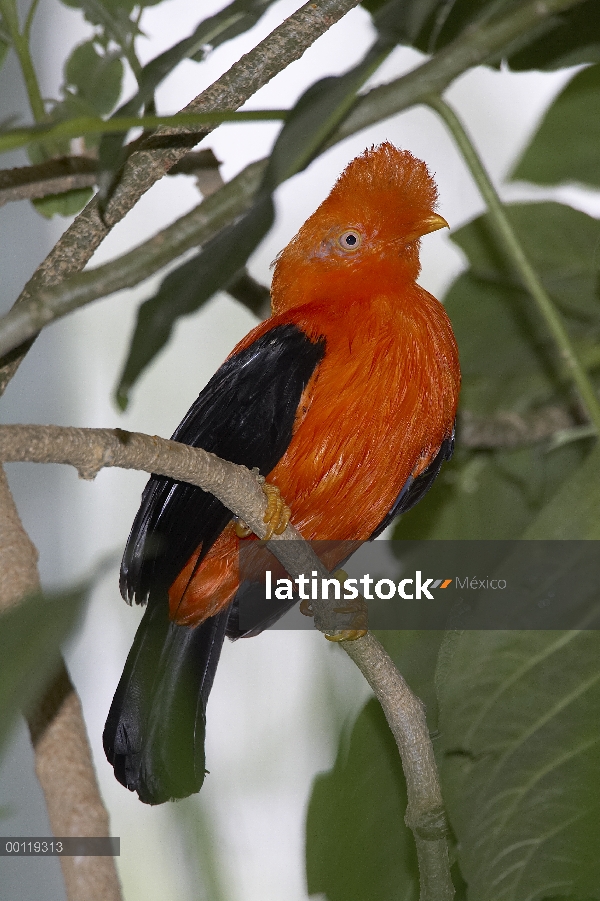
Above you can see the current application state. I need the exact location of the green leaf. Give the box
[444,203,600,415]
[366,0,600,68]
[0,588,85,759]
[64,40,124,117]
[393,441,593,541]
[437,628,600,901]
[508,0,600,70]
[306,698,420,901]
[115,195,275,409]
[444,274,559,416]
[32,186,94,218]
[451,202,600,329]
[0,36,11,69]
[511,64,600,189]
[260,40,392,193]
[59,0,139,47]
[523,442,600,539]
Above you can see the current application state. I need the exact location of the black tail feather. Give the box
[103,600,229,805]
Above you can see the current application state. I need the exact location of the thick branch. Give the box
[0,421,452,899]
[0,157,98,206]
[0,470,122,901]
[0,0,586,364]
[0,150,222,206]
[459,406,577,449]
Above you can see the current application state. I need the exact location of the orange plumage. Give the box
[168,142,460,626]
[105,142,460,804]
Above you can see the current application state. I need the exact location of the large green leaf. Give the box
[523,442,600,539]
[451,202,600,329]
[437,628,600,901]
[0,588,85,758]
[444,203,600,415]
[444,275,560,416]
[306,630,468,901]
[306,698,420,901]
[508,0,600,70]
[393,440,592,541]
[362,0,600,70]
[64,40,124,118]
[511,64,600,189]
[364,0,600,69]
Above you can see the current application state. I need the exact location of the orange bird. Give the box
[104,143,460,804]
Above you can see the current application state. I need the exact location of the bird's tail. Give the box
[103,599,228,805]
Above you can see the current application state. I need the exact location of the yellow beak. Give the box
[405,213,449,243]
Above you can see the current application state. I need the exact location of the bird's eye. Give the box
[338,229,362,251]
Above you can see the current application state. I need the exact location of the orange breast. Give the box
[169,286,459,626]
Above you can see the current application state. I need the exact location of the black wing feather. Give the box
[121,323,326,605]
[370,426,455,539]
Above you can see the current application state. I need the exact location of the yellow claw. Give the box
[234,518,252,538]
[262,483,291,540]
[325,629,368,642]
[327,570,369,639]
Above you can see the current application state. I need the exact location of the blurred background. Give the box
[0,0,597,899]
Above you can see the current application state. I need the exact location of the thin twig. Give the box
[426,93,600,436]
[0,422,454,900]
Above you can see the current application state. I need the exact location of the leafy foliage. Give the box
[365,0,600,69]
[437,629,600,901]
[512,63,600,188]
[96,0,279,208]
[306,698,420,901]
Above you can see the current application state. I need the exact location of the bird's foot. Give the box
[326,571,368,640]
[233,481,291,540]
[234,517,252,538]
[300,570,368,640]
[262,482,291,540]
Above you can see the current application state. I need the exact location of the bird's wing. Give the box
[369,426,455,539]
[120,322,326,606]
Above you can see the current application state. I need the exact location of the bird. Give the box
[103,142,461,805]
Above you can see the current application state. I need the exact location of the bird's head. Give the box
[271,142,448,313]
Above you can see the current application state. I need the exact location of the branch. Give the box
[0,157,98,206]
[0,469,123,901]
[0,0,362,395]
[0,422,453,900]
[0,149,224,206]
[0,161,266,359]
[458,406,577,449]
[0,0,586,366]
